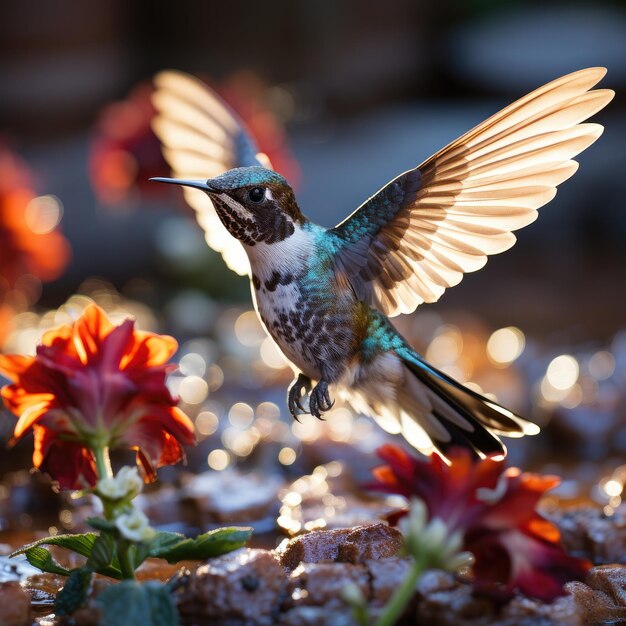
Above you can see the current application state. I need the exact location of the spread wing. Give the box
[151,70,271,276]
[330,67,614,316]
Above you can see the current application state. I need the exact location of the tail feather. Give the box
[398,348,538,459]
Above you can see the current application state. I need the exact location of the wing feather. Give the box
[330,68,613,315]
[152,70,271,276]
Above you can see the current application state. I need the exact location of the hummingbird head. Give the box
[151,166,304,246]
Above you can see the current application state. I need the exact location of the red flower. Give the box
[0,304,195,489]
[89,84,166,205]
[370,444,590,601]
[217,70,300,187]
[0,144,70,298]
[89,74,300,206]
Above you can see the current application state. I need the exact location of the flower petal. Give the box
[1,302,194,489]
[370,445,502,528]
[132,428,184,483]
[12,399,52,439]
[369,444,590,602]
[72,304,115,364]
[470,527,591,601]
[41,323,73,350]
[120,330,178,369]
[98,319,136,369]
[1,382,53,415]
[0,354,35,379]
[479,470,561,530]
[33,425,97,489]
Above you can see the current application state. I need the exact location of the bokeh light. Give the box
[24,195,63,235]
[260,337,288,369]
[207,449,230,471]
[588,350,615,381]
[546,355,580,391]
[195,411,219,436]
[278,447,297,465]
[178,375,209,404]
[487,327,526,366]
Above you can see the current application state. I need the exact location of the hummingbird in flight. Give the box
[151,68,613,459]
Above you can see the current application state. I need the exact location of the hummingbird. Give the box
[151,68,613,459]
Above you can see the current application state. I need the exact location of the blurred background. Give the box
[0,0,625,535]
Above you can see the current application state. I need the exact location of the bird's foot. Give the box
[288,373,312,421]
[309,379,334,419]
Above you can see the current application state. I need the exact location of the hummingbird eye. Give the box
[247,187,265,203]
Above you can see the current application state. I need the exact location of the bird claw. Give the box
[309,380,334,419]
[288,374,312,420]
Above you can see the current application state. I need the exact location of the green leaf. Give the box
[149,527,252,563]
[86,517,117,533]
[86,533,116,571]
[55,568,93,615]
[147,531,187,554]
[96,580,179,626]
[11,533,122,579]
[22,546,71,576]
[11,533,98,560]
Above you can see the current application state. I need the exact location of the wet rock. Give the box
[587,564,626,604]
[566,564,626,623]
[501,594,582,626]
[567,580,626,624]
[546,507,600,555]
[547,506,626,563]
[368,557,412,606]
[183,469,283,527]
[278,606,358,626]
[175,548,286,625]
[416,569,457,596]
[586,512,626,563]
[277,523,402,570]
[338,524,404,563]
[277,527,352,569]
[0,581,32,626]
[416,583,495,626]
[286,562,368,610]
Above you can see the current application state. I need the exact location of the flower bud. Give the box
[401,498,471,573]
[114,507,155,542]
[115,466,143,497]
[97,476,124,500]
[96,466,143,501]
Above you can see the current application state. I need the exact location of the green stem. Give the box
[93,446,113,480]
[353,604,369,626]
[373,556,425,626]
[118,541,136,580]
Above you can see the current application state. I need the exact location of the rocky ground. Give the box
[3,511,626,625]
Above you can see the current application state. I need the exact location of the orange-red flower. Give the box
[89,74,300,206]
[0,145,70,295]
[89,84,166,205]
[370,444,590,601]
[0,304,195,489]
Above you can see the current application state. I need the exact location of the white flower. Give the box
[115,466,143,498]
[96,466,143,501]
[114,507,155,542]
[400,498,474,572]
[97,476,124,500]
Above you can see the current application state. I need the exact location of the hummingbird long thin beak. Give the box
[150,177,214,192]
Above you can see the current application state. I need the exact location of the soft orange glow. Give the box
[0,146,70,297]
